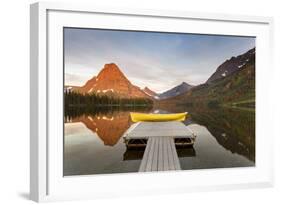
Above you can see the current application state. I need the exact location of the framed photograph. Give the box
[30,2,274,202]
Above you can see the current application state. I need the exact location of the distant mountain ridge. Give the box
[159,47,256,106]
[142,87,159,99]
[207,48,255,83]
[158,82,193,100]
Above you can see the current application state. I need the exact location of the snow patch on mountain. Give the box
[102,89,114,93]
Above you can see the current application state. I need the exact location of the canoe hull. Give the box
[130,112,188,122]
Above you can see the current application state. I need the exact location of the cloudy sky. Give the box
[64,28,255,93]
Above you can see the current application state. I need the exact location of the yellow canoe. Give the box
[130,112,188,122]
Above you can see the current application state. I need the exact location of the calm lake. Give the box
[64,106,255,176]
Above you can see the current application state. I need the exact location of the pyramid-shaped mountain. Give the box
[77,63,149,98]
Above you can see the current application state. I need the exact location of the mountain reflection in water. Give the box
[159,105,255,162]
[64,106,255,175]
[189,107,255,162]
[66,112,130,146]
[64,107,152,146]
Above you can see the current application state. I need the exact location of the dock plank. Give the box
[139,136,153,172]
[158,137,164,171]
[167,137,175,170]
[144,137,155,172]
[163,137,169,171]
[151,137,159,171]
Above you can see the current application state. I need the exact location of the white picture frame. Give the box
[30,2,274,202]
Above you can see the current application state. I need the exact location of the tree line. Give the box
[64,90,154,107]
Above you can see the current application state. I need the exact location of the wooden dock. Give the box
[139,136,181,172]
[123,121,195,172]
[124,121,194,139]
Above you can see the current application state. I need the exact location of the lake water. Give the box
[64,106,255,176]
